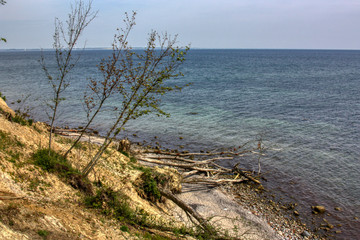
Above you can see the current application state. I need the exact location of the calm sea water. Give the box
[1,49,360,238]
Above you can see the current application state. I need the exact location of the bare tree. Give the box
[1,0,7,43]
[40,0,97,154]
[77,12,190,177]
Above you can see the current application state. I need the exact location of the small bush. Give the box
[137,168,167,203]
[85,187,136,221]
[0,130,24,163]
[0,92,6,101]
[33,149,68,172]
[11,114,33,126]
[32,148,93,194]
[37,229,50,239]
[120,225,129,232]
[140,169,161,202]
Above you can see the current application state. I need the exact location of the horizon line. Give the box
[1,47,360,51]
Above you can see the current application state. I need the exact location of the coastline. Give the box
[56,127,326,239]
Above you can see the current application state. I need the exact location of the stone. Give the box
[334,207,342,211]
[312,205,326,214]
[0,97,15,118]
[294,210,299,216]
[118,138,131,153]
[300,230,310,237]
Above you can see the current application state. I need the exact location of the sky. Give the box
[1,0,360,50]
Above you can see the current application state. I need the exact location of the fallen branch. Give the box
[183,178,245,184]
[159,188,215,234]
[233,164,261,184]
[0,196,25,200]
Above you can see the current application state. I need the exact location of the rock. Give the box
[294,210,299,216]
[312,205,326,214]
[334,207,342,211]
[118,138,131,152]
[0,97,15,118]
[300,230,310,237]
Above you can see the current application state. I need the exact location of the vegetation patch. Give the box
[136,167,168,203]
[32,148,93,194]
[84,186,150,225]
[0,91,6,101]
[37,229,50,239]
[56,137,87,151]
[0,130,24,163]
[11,114,33,126]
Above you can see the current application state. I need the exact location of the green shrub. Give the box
[0,92,6,101]
[33,148,68,172]
[0,130,24,163]
[32,148,93,194]
[37,229,49,239]
[140,169,161,202]
[85,187,136,222]
[120,225,129,232]
[137,168,168,203]
[11,114,33,126]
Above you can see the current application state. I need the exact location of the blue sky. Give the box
[1,0,360,49]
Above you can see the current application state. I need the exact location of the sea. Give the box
[0,49,359,239]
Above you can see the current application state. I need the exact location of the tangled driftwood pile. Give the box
[135,143,266,236]
[138,145,263,186]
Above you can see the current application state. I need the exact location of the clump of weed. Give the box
[85,187,136,222]
[120,225,129,232]
[0,130,24,164]
[11,114,33,126]
[136,167,168,203]
[37,229,50,239]
[32,148,93,194]
[0,91,6,101]
[56,137,87,151]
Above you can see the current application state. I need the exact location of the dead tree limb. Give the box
[183,178,245,184]
[159,188,215,234]
[233,164,261,184]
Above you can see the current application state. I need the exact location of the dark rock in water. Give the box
[187,112,198,115]
[334,207,342,211]
[312,205,326,214]
[301,230,310,237]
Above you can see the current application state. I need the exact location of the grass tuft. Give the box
[32,148,93,194]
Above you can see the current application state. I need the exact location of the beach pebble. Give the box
[312,205,326,214]
[300,230,310,237]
